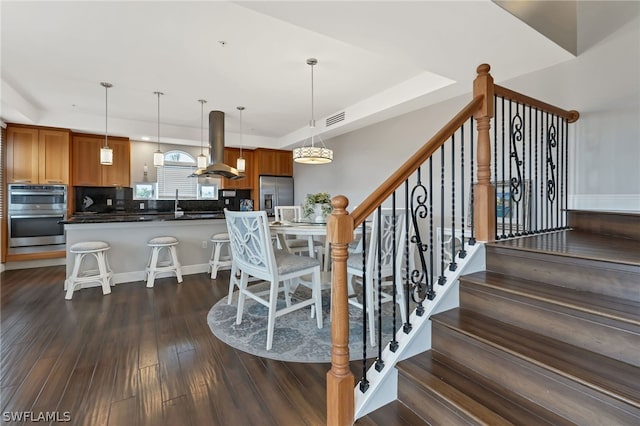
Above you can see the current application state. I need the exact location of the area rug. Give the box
[207,281,400,363]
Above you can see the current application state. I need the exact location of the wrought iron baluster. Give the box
[389,192,399,353]
[469,117,476,245]
[438,146,446,284]
[410,166,433,304]
[450,133,457,271]
[492,95,500,239]
[359,220,369,393]
[459,123,467,258]
[509,101,524,237]
[500,96,506,238]
[375,206,384,372]
[403,180,412,333]
[546,111,557,230]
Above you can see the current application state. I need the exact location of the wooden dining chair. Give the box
[224,209,323,350]
[347,208,410,346]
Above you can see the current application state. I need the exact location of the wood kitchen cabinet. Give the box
[255,148,293,176]
[221,148,254,190]
[250,148,293,211]
[6,125,70,184]
[72,134,130,187]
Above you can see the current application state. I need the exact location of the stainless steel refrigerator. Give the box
[259,175,294,216]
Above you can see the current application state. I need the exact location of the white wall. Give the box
[294,9,640,212]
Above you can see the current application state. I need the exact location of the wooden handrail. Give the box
[494,84,580,123]
[350,95,484,228]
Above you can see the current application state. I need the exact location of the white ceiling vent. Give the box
[326,111,345,127]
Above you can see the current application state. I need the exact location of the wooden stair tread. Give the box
[355,400,429,425]
[399,352,572,425]
[462,270,640,327]
[488,230,640,267]
[431,308,640,409]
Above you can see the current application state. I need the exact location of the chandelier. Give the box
[293,58,333,164]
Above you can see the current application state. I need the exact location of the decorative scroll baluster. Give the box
[410,166,434,303]
[546,112,557,230]
[509,101,524,237]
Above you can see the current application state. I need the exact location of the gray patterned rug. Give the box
[207,281,400,363]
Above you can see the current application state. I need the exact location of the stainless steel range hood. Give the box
[192,110,245,180]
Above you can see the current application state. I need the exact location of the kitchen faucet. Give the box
[175,189,183,217]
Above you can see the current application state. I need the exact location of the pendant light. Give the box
[197,99,208,169]
[292,58,333,164]
[236,106,246,173]
[99,82,113,165]
[153,91,164,167]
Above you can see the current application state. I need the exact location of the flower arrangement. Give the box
[303,192,332,220]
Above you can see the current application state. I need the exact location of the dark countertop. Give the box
[61,211,225,224]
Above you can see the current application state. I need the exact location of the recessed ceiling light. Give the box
[218,40,227,47]
[141,136,150,141]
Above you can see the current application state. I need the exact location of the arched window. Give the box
[157,150,198,199]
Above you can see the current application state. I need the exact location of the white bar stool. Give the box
[209,232,233,279]
[65,241,113,300]
[146,236,183,288]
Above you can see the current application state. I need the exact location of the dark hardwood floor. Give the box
[0,267,334,425]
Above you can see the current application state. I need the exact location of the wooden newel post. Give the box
[326,195,355,426]
[473,63,496,242]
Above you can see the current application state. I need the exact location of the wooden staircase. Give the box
[359,211,640,425]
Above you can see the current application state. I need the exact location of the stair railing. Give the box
[325,64,579,425]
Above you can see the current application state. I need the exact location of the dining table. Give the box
[269,220,331,271]
[269,220,366,273]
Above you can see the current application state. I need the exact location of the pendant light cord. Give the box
[154,91,164,151]
[238,106,244,158]
[307,58,318,148]
[199,99,205,155]
[104,84,108,148]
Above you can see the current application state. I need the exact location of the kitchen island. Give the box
[63,212,228,288]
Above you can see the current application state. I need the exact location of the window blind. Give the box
[157,164,198,199]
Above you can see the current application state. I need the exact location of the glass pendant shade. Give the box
[197,154,207,169]
[153,150,164,167]
[236,106,246,173]
[236,157,246,172]
[100,146,113,165]
[99,82,113,165]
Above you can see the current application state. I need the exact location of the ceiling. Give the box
[1,1,575,150]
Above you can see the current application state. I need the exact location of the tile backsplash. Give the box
[74,187,249,213]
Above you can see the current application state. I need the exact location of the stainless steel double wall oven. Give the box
[7,184,67,253]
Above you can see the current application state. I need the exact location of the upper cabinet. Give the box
[255,148,293,177]
[221,148,254,189]
[6,125,70,184]
[72,134,130,187]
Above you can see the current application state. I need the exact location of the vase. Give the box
[313,204,325,223]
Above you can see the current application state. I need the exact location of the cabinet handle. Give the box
[47,180,63,183]
[13,179,32,183]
